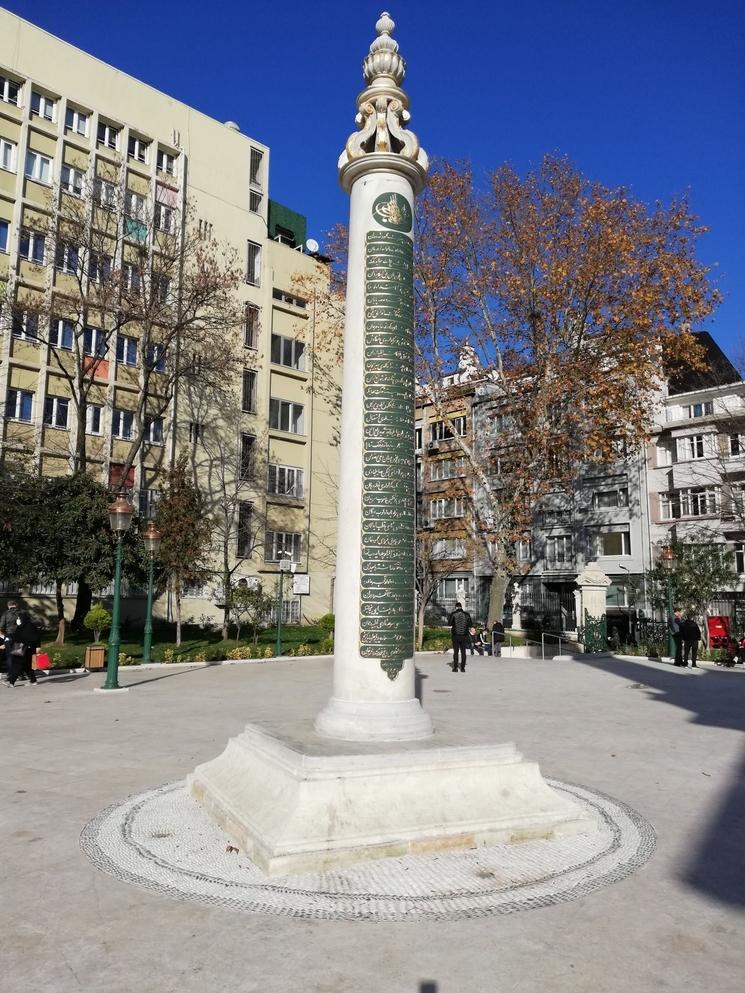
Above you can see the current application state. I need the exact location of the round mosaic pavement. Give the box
[80,780,655,922]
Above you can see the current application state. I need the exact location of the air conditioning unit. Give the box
[428,441,439,453]
[419,518,433,530]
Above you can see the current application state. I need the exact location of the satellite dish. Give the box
[306,238,320,254]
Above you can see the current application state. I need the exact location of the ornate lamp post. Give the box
[274,555,295,657]
[660,543,675,658]
[103,496,134,690]
[142,522,162,664]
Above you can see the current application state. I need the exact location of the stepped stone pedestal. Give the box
[189,12,592,874]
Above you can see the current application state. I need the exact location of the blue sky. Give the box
[6,0,745,355]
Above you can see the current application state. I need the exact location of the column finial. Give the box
[338,11,428,193]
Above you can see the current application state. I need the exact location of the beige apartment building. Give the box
[0,10,340,625]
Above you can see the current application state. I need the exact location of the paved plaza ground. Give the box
[2,651,744,993]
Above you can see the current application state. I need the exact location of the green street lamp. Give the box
[141,521,162,665]
[274,555,295,657]
[660,542,675,659]
[103,495,135,690]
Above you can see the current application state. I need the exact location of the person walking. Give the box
[0,599,21,680]
[491,620,505,658]
[669,607,685,666]
[448,602,472,673]
[681,614,701,668]
[5,610,40,687]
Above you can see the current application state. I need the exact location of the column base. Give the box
[314,695,433,742]
[188,721,592,876]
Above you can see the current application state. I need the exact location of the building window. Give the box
[197,219,213,241]
[264,531,302,563]
[86,404,102,435]
[139,488,158,519]
[154,203,174,233]
[152,273,171,303]
[0,74,21,106]
[735,544,745,575]
[676,434,706,461]
[272,288,307,309]
[660,487,720,520]
[25,149,52,184]
[156,149,176,175]
[246,240,261,286]
[30,91,56,121]
[146,343,166,373]
[268,464,304,498]
[244,304,259,349]
[12,311,38,340]
[595,529,631,557]
[83,326,107,357]
[249,148,263,187]
[116,335,138,367]
[122,263,141,292]
[97,122,120,150]
[242,370,257,413]
[415,426,422,450]
[729,435,743,457]
[430,456,465,481]
[65,107,88,136]
[592,487,629,509]
[545,535,572,567]
[6,388,33,422]
[55,241,80,275]
[188,421,203,443]
[239,433,255,479]
[112,408,134,440]
[430,416,467,442]
[61,165,85,196]
[517,537,532,562]
[124,190,146,219]
[430,497,464,519]
[237,502,254,558]
[271,334,305,371]
[89,251,112,283]
[50,318,74,350]
[144,416,163,444]
[249,190,263,213]
[0,219,8,253]
[437,576,470,606]
[269,398,304,434]
[128,136,150,163]
[93,177,116,209]
[43,395,69,429]
[432,538,466,559]
[18,229,45,264]
[686,401,713,419]
[0,138,17,172]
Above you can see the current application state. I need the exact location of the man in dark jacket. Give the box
[0,599,21,678]
[669,607,685,666]
[448,602,472,672]
[5,610,40,686]
[681,614,701,668]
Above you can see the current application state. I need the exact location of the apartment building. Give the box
[417,335,745,634]
[0,10,340,624]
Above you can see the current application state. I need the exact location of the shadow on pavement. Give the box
[572,653,745,909]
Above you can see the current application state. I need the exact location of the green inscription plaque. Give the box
[360,228,415,679]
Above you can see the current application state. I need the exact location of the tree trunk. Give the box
[221,562,231,640]
[174,583,182,646]
[71,577,92,631]
[486,570,509,628]
[54,579,66,645]
[416,596,427,651]
[235,622,242,643]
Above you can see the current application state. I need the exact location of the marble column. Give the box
[315,12,432,742]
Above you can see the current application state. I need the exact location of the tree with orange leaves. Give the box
[414,154,720,619]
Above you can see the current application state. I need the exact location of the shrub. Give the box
[193,651,207,664]
[84,603,112,643]
[119,652,137,666]
[227,646,252,660]
[263,645,273,658]
[162,648,176,664]
[319,637,333,655]
[317,613,335,633]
